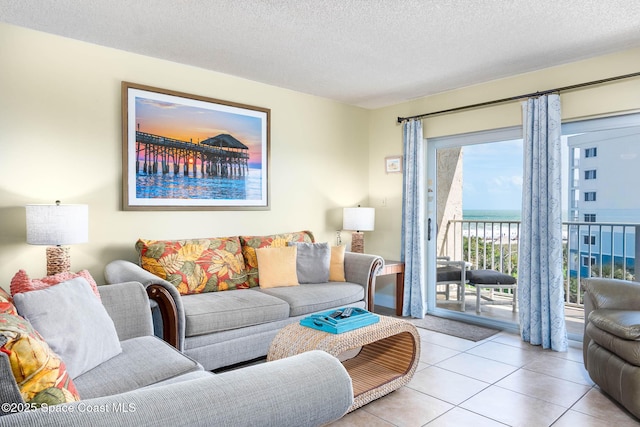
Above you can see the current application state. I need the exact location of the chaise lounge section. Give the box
[0,280,353,426]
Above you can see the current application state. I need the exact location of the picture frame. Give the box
[385,156,403,174]
[122,82,270,210]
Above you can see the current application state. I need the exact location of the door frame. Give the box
[425,126,522,333]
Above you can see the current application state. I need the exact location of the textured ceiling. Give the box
[2,0,640,109]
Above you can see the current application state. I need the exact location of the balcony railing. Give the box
[439,220,639,308]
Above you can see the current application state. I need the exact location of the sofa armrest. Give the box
[105,260,185,351]
[0,350,353,427]
[583,278,640,312]
[98,281,154,341]
[0,353,24,416]
[344,252,384,310]
[582,278,640,364]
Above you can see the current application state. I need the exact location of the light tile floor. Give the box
[327,327,640,427]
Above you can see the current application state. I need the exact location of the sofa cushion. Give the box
[258,283,365,317]
[466,270,516,285]
[73,335,202,399]
[329,245,346,282]
[289,242,331,284]
[589,309,640,340]
[0,309,80,407]
[10,269,101,300]
[240,231,314,288]
[181,289,290,337]
[13,277,122,379]
[136,236,247,294]
[140,370,213,390]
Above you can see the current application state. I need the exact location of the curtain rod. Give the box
[397,71,640,124]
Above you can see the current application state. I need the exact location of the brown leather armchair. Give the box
[582,277,640,419]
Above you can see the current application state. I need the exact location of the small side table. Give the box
[378,260,405,316]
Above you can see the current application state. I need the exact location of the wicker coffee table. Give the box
[267,315,420,412]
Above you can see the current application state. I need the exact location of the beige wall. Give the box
[367,47,640,306]
[0,23,371,287]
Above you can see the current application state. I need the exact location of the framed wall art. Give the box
[385,156,403,174]
[122,82,270,210]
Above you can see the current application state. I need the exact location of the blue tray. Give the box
[300,308,379,334]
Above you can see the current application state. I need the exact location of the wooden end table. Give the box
[378,260,405,316]
[267,316,420,412]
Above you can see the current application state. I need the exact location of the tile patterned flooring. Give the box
[327,326,640,426]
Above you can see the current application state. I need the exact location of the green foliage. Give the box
[462,237,518,277]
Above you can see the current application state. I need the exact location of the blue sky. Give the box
[462,139,523,210]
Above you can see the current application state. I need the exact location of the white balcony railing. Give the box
[439,220,640,308]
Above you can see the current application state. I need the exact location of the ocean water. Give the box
[461,210,521,240]
[463,209,521,221]
[136,167,263,200]
[464,209,572,221]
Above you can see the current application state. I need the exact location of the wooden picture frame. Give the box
[122,82,270,210]
[385,156,403,174]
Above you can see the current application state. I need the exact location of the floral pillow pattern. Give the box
[240,231,314,288]
[136,237,247,295]
[0,287,11,303]
[1,310,80,407]
[0,288,15,315]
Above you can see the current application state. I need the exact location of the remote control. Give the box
[328,310,342,319]
[341,307,353,318]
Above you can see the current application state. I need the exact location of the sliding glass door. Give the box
[426,127,523,331]
[425,112,640,339]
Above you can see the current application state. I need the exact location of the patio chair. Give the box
[466,269,517,314]
[436,257,471,311]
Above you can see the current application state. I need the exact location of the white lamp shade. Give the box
[26,204,89,245]
[343,207,375,231]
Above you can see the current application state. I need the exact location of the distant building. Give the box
[567,126,640,278]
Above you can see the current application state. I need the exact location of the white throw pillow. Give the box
[13,277,122,378]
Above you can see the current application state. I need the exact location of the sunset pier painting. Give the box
[122,82,269,210]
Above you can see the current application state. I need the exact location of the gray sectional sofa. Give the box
[0,281,353,427]
[105,248,383,371]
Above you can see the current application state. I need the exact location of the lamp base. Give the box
[351,231,365,254]
[46,246,71,276]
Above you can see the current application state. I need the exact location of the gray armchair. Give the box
[582,277,640,419]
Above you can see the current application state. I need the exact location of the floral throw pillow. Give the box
[240,231,314,288]
[136,237,247,295]
[0,288,16,315]
[1,311,80,407]
[0,287,11,302]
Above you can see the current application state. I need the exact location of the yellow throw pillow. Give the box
[329,245,346,282]
[240,231,314,288]
[256,246,299,289]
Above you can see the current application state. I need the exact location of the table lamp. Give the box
[343,206,375,253]
[26,201,89,276]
